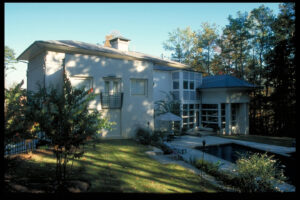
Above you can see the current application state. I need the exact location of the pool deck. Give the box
[162,135,296,192]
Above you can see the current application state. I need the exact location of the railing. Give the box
[100,92,123,109]
[5,139,39,156]
[4,132,50,156]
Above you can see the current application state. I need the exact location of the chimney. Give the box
[109,36,131,51]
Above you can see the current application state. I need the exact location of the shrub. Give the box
[234,153,286,192]
[158,143,173,154]
[135,128,152,145]
[194,159,223,175]
[4,80,35,146]
[150,131,165,144]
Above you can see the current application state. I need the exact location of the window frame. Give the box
[130,78,148,96]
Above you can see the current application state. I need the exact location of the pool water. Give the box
[195,143,296,186]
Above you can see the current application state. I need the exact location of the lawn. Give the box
[216,134,295,147]
[4,139,222,193]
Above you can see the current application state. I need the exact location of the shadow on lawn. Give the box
[80,140,219,192]
[4,149,91,193]
[4,140,221,193]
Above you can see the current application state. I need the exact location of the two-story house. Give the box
[17,36,256,139]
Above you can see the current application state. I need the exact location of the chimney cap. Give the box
[109,36,131,42]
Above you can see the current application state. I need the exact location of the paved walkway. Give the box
[149,135,296,192]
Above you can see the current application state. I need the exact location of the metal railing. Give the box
[4,132,50,156]
[100,92,123,109]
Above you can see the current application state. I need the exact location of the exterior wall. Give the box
[201,88,250,135]
[64,53,154,139]
[45,51,65,93]
[153,70,172,102]
[153,70,173,131]
[27,52,46,92]
[201,88,250,104]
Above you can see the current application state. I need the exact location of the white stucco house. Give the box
[17,36,256,139]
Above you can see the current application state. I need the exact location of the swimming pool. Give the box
[195,143,296,186]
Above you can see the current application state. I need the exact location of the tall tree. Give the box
[26,72,113,186]
[163,27,195,64]
[5,46,17,76]
[264,3,296,137]
[223,12,252,79]
[247,5,275,135]
[194,22,219,75]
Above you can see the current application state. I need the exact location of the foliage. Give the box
[26,72,112,186]
[154,91,181,116]
[189,153,286,192]
[193,22,219,75]
[163,27,195,64]
[135,127,152,145]
[162,3,296,138]
[193,159,223,175]
[4,80,35,147]
[135,129,173,154]
[5,46,17,72]
[235,153,286,192]
[264,3,296,137]
[158,143,174,155]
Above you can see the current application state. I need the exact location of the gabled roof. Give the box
[198,75,257,89]
[17,40,187,69]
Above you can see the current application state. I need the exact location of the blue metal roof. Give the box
[199,75,256,89]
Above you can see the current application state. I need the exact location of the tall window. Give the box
[201,104,218,129]
[131,79,147,96]
[231,103,238,126]
[101,78,122,109]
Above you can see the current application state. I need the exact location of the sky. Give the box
[5,2,281,89]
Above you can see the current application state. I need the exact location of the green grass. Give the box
[5,139,223,193]
[216,134,295,147]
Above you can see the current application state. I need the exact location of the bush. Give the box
[158,143,173,154]
[135,128,152,145]
[150,131,165,144]
[193,159,223,175]
[234,153,286,192]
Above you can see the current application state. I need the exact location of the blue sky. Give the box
[5,3,280,88]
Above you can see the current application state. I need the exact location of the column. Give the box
[240,103,249,135]
[218,103,222,132]
[179,71,183,130]
[225,103,232,135]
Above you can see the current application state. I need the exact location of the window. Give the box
[201,104,219,129]
[189,81,194,90]
[183,81,189,89]
[231,103,238,126]
[172,72,179,80]
[173,81,179,89]
[189,72,194,80]
[183,71,189,79]
[131,79,147,96]
[182,103,197,129]
[190,91,195,100]
[183,91,189,100]
[101,78,123,109]
[172,91,179,100]
[69,76,93,91]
